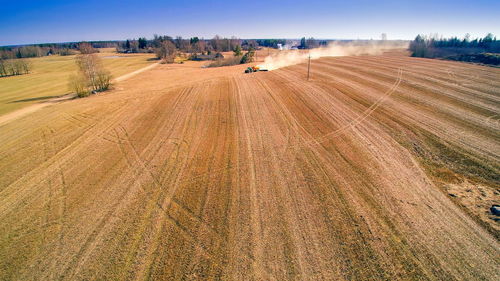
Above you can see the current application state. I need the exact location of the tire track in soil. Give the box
[2,55,499,280]
[193,68,402,181]
[61,126,146,280]
[83,86,201,280]
[233,77,269,280]
[124,84,228,280]
[0,102,131,216]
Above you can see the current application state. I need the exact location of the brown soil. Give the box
[0,55,498,280]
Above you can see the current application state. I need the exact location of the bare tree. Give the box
[174,36,190,51]
[155,41,176,63]
[70,54,112,97]
[243,40,258,50]
[19,59,31,74]
[196,40,206,54]
[78,42,98,54]
[4,59,31,76]
[0,59,7,77]
[129,40,139,53]
[230,36,241,51]
[211,35,223,52]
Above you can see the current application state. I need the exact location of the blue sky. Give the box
[0,0,498,45]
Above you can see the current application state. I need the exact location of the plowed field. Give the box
[0,54,499,280]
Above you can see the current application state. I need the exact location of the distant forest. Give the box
[0,35,335,72]
[410,33,500,65]
[7,34,498,67]
[0,35,334,61]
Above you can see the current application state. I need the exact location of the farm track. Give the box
[0,56,499,280]
[0,62,159,127]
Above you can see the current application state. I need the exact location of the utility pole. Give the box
[307,53,311,81]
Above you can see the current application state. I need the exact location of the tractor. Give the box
[244,66,268,73]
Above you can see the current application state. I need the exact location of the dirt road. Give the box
[0,56,498,280]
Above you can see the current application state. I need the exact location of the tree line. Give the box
[115,35,264,64]
[116,35,245,55]
[409,33,500,58]
[0,59,31,77]
[0,41,118,60]
[1,36,330,62]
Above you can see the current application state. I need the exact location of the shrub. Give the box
[446,53,500,66]
[160,56,175,64]
[69,74,90,97]
[207,56,242,67]
[188,53,199,60]
[95,71,112,91]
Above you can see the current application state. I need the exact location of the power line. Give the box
[307,53,311,81]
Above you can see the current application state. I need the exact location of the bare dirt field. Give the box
[0,53,499,280]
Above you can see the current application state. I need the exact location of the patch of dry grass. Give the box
[0,51,155,115]
[206,56,242,67]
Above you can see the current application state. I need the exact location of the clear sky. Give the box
[0,0,498,46]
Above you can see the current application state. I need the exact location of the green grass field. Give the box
[0,51,155,116]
